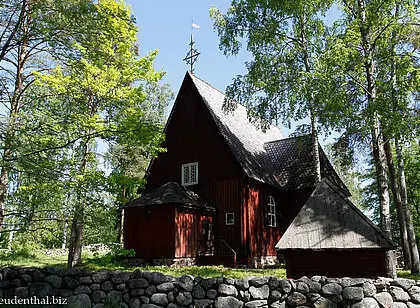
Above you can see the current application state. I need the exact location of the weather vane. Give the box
[183,22,201,74]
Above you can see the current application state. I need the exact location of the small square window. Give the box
[226,212,234,225]
[182,162,198,186]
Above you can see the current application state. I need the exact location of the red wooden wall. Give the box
[175,207,213,258]
[283,250,387,278]
[124,205,175,259]
[244,181,282,259]
[146,76,243,190]
[138,74,318,265]
[145,75,245,258]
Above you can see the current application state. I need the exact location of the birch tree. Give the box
[210,0,334,183]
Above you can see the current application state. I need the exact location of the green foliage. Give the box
[0,0,170,254]
[88,245,136,266]
[403,141,420,244]
[317,0,418,140]
[210,0,333,129]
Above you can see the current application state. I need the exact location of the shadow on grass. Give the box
[81,256,287,279]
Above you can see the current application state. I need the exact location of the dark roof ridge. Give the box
[188,72,283,133]
[123,181,215,211]
[263,134,310,146]
[188,72,227,101]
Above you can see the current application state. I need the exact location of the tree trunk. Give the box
[298,13,321,184]
[356,0,395,278]
[119,208,125,244]
[67,139,90,268]
[396,139,420,274]
[384,136,411,269]
[371,121,396,278]
[0,5,29,232]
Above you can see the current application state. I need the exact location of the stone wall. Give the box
[0,267,420,308]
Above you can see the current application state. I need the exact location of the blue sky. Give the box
[124,1,341,140]
[125,0,250,96]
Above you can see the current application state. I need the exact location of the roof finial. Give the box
[183,21,201,74]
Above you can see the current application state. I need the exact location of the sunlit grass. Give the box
[397,269,420,280]
[0,250,418,280]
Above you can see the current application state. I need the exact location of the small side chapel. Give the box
[123,72,394,278]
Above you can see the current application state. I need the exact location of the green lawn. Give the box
[0,250,419,280]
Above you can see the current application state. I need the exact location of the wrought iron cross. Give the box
[183,33,200,74]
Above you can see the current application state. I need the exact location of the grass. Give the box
[0,249,419,280]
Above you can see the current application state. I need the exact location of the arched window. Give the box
[267,196,276,227]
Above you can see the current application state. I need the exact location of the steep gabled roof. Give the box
[123,182,215,212]
[264,135,350,194]
[148,72,347,191]
[275,179,395,250]
[189,73,284,187]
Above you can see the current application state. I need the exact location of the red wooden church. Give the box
[123,72,394,277]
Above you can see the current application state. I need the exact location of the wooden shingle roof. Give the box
[264,135,349,194]
[275,179,395,251]
[189,73,284,187]
[123,182,215,212]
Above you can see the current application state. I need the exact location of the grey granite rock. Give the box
[244,300,269,308]
[92,290,106,303]
[67,294,91,308]
[393,279,415,291]
[409,286,420,303]
[74,285,91,295]
[322,283,343,296]
[178,275,194,292]
[391,303,407,308]
[194,299,213,308]
[29,282,53,298]
[79,276,92,285]
[157,282,175,293]
[375,292,394,308]
[271,300,285,308]
[128,278,149,289]
[296,282,309,294]
[215,296,244,308]
[343,287,364,301]
[207,289,218,299]
[129,298,141,308]
[146,285,156,296]
[390,286,410,302]
[352,298,380,308]
[279,280,292,293]
[219,283,238,296]
[101,280,113,292]
[92,272,109,284]
[236,278,250,290]
[250,285,270,299]
[250,277,269,287]
[364,282,377,297]
[150,293,168,306]
[45,275,62,289]
[287,292,307,306]
[112,272,132,284]
[314,297,337,308]
[176,292,193,306]
[192,285,206,299]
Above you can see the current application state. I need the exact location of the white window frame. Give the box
[225,212,235,225]
[181,162,198,186]
[267,196,276,227]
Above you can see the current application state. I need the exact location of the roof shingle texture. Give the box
[264,135,349,193]
[190,73,346,191]
[275,179,395,250]
[123,182,215,211]
[190,73,284,187]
